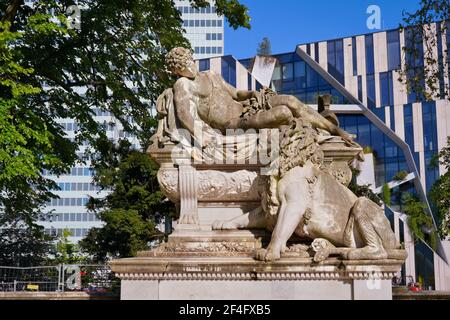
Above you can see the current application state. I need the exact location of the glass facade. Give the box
[405,27,425,103]
[352,37,358,76]
[366,74,376,108]
[338,113,408,187]
[271,52,349,104]
[387,30,401,71]
[422,102,439,192]
[365,34,375,75]
[221,56,236,87]
[327,39,345,85]
[380,71,394,107]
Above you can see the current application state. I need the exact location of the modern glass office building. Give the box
[238,23,450,290]
[174,0,224,59]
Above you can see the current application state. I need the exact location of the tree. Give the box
[430,136,450,238]
[79,140,176,262]
[348,167,382,206]
[47,229,87,265]
[0,0,250,264]
[399,0,449,101]
[403,193,437,249]
[257,37,272,56]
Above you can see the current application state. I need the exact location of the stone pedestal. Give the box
[111,255,400,300]
[111,230,403,300]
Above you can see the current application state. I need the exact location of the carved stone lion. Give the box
[213,120,406,262]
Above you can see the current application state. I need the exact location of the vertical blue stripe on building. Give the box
[352,37,358,76]
[422,102,439,192]
[221,56,236,87]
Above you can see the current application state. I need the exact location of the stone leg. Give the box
[212,206,267,230]
[256,179,309,262]
[177,164,199,228]
[347,198,388,260]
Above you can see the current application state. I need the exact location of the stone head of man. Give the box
[166,47,198,79]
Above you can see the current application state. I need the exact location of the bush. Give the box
[392,170,409,181]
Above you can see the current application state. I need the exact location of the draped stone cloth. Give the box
[155,88,274,165]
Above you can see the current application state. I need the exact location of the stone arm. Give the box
[173,80,196,136]
[219,76,258,102]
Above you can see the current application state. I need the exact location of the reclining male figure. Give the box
[166,47,353,142]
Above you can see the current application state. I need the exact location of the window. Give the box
[327,39,345,85]
[365,34,375,74]
[206,33,211,40]
[366,74,376,108]
[199,59,210,71]
[221,56,236,87]
[218,33,222,41]
[352,37,358,76]
[314,43,319,62]
[380,71,394,106]
[206,20,211,27]
[189,20,194,27]
[201,20,205,27]
[217,20,222,27]
[206,47,211,54]
[218,47,222,54]
[387,30,401,70]
[212,20,216,27]
[357,76,363,102]
[212,33,216,40]
[195,20,199,27]
[282,63,294,80]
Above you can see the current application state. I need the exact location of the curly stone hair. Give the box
[166,47,193,73]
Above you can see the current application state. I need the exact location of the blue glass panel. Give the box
[390,106,395,132]
[387,30,401,70]
[221,56,236,87]
[352,37,358,76]
[366,74,376,108]
[365,34,375,74]
[357,76,363,102]
[199,59,210,72]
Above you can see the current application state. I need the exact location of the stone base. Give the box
[119,278,392,300]
[111,256,402,300]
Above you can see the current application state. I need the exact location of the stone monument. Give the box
[110,47,407,300]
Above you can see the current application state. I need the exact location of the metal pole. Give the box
[13,280,16,292]
[61,264,65,293]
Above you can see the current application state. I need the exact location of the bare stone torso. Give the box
[174,71,244,132]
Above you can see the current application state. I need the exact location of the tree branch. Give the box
[1,0,24,25]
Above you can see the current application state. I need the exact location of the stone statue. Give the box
[166,47,354,142]
[150,47,404,263]
[111,47,407,300]
[212,120,405,262]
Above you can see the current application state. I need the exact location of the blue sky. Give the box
[224,0,421,59]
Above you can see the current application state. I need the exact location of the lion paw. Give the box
[212,220,238,230]
[255,247,281,262]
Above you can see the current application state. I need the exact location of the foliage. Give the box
[79,209,158,262]
[398,0,449,101]
[79,141,176,262]
[257,37,272,56]
[402,193,437,249]
[392,170,409,181]
[0,0,249,265]
[362,146,373,154]
[348,167,382,206]
[429,136,450,238]
[382,183,391,206]
[48,229,87,265]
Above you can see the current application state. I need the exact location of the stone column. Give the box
[177,163,199,230]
